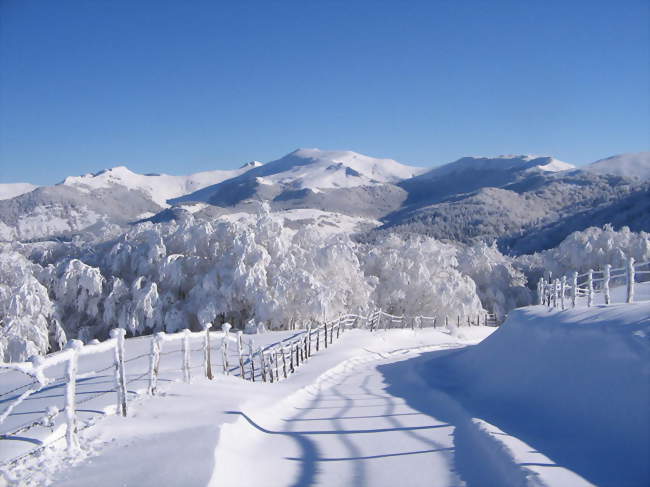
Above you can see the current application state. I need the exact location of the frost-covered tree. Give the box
[0,249,57,361]
[359,234,484,320]
[457,242,532,317]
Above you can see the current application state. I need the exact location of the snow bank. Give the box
[425,303,650,486]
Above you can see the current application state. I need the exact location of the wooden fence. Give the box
[537,257,650,309]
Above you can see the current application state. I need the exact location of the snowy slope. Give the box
[61,163,262,207]
[0,182,38,200]
[584,151,650,181]
[427,303,650,486]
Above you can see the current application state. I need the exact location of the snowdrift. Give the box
[423,303,650,486]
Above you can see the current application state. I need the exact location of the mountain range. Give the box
[1,149,648,252]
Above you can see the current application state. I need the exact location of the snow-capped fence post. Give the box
[65,339,83,453]
[587,269,594,307]
[604,264,611,305]
[248,339,255,382]
[560,275,566,310]
[457,315,460,327]
[148,332,164,395]
[203,323,213,380]
[274,350,280,380]
[537,278,543,305]
[222,323,232,375]
[289,343,295,373]
[110,328,128,417]
[445,316,449,328]
[330,322,335,344]
[627,257,635,303]
[295,340,300,367]
[551,277,558,308]
[572,271,578,308]
[303,335,308,360]
[182,329,191,383]
[324,324,328,349]
[315,327,320,351]
[336,315,341,339]
[237,331,245,379]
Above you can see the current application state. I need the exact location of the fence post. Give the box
[572,271,578,307]
[316,327,320,352]
[182,329,191,383]
[295,340,300,367]
[537,278,543,305]
[587,269,594,307]
[222,323,231,375]
[65,339,83,453]
[203,323,213,380]
[248,339,255,382]
[445,316,448,328]
[110,328,127,417]
[148,332,164,395]
[604,264,611,305]
[289,342,295,373]
[307,324,312,357]
[560,276,566,310]
[281,343,287,378]
[237,331,245,379]
[324,324,328,349]
[274,350,279,381]
[258,347,266,382]
[627,257,635,303]
[336,315,341,339]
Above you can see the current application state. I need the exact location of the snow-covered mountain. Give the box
[172,148,425,206]
[61,163,261,207]
[583,151,650,181]
[0,182,38,200]
[399,155,575,207]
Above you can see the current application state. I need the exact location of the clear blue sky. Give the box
[1,0,648,184]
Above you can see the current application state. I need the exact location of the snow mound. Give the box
[0,182,38,200]
[427,303,650,486]
[60,164,258,207]
[584,151,650,181]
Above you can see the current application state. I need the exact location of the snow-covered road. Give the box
[212,341,590,487]
[214,347,463,486]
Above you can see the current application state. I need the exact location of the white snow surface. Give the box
[584,151,650,181]
[0,183,38,200]
[60,165,259,207]
[255,148,426,190]
[5,298,648,486]
[420,154,574,180]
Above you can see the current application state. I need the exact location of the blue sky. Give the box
[0,0,648,185]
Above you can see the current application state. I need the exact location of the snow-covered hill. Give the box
[0,182,38,200]
[61,163,262,207]
[398,154,575,208]
[583,151,650,181]
[172,148,425,206]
